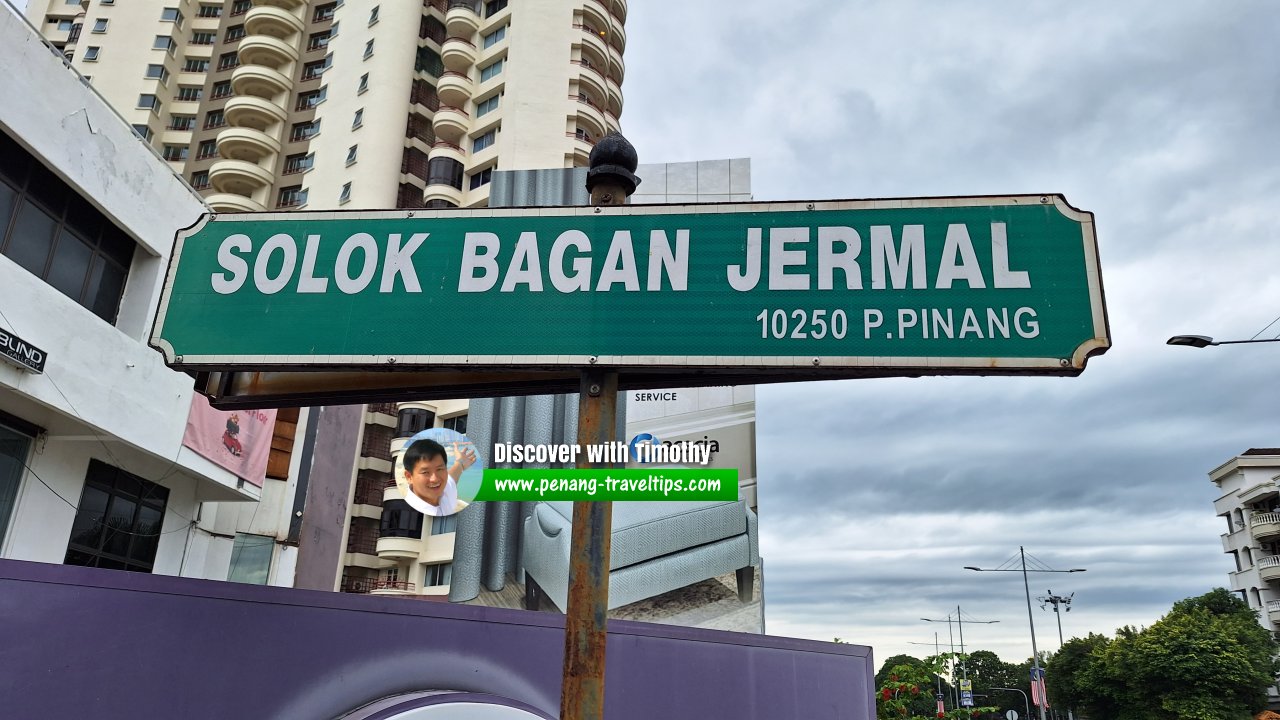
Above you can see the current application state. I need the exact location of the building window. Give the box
[0,132,136,322]
[227,533,273,584]
[424,562,452,586]
[161,144,187,162]
[56,19,73,32]
[357,73,369,94]
[137,93,160,112]
[197,4,222,18]
[475,94,499,117]
[191,31,215,46]
[313,2,337,22]
[131,124,153,141]
[277,186,307,208]
[468,167,492,190]
[160,7,184,28]
[167,115,195,131]
[190,170,210,189]
[484,0,507,16]
[195,140,217,160]
[153,35,176,54]
[296,87,327,110]
[443,413,468,434]
[363,39,374,59]
[426,157,464,190]
[230,0,251,16]
[83,46,101,62]
[352,108,364,128]
[430,513,458,536]
[380,499,423,539]
[395,408,435,438]
[144,64,170,84]
[176,85,202,101]
[345,145,358,166]
[424,199,456,209]
[339,182,351,204]
[0,423,33,544]
[290,120,319,142]
[482,25,506,48]
[369,5,380,25]
[301,58,328,81]
[91,18,108,33]
[217,52,239,70]
[479,59,503,83]
[183,58,209,73]
[225,24,245,42]
[204,109,225,129]
[64,459,169,573]
[282,153,313,175]
[307,30,331,52]
[471,129,496,153]
[211,80,232,99]
[415,46,443,76]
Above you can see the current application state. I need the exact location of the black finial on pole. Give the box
[586,131,640,198]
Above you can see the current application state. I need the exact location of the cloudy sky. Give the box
[622,2,1280,663]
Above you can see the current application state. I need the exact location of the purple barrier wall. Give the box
[0,559,873,719]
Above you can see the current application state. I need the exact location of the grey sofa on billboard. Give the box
[521,499,759,611]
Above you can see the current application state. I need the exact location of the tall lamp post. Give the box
[965,547,1086,720]
[1038,592,1075,720]
[923,607,998,710]
[907,634,948,713]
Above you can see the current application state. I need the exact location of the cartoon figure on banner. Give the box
[395,427,486,517]
[222,413,243,456]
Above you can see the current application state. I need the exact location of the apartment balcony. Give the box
[611,0,627,22]
[369,580,417,597]
[377,534,421,560]
[583,0,610,33]
[255,0,305,9]
[231,64,292,99]
[441,36,478,72]
[424,183,464,207]
[224,94,287,131]
[363,408,397,428]
[427,139,466,165]
[1259,556,1280,583]
[216,126,281,162]
[572,96,607,137]
[607,45,624,83]
[205,193,267,213]
[209,159,274,195]
[238,34,299,69]
[573,60,607,102]
[1252,513,1280,542]
[573,23,608,60]
[444,1,481,36]
[606,77,623,115]
[437,71,472,106]
[346,525,380,557]
[567,132,593,165]
[1268,600,1280,622]
[432,105,469,141]
[245,4,304,40]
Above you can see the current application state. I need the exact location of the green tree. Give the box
[1044,633,1111,718]
[876,655,994,720]
[965,650,1022,716]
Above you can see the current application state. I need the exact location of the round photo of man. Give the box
[394,427,484,517]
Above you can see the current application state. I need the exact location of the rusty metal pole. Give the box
[560,132,639,720]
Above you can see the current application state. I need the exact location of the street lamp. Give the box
[907,634,947,713]
[991,687,1031,720]
[923,607,998,711]
[1166,334,1280,348]
[965,547,1087,720]
[1038,592,1075,720]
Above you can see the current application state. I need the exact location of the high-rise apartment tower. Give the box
[29,0,626,211]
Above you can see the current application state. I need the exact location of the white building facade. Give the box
[1211,448,1280,624]
[0,9,303,584]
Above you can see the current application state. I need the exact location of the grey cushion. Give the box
[543,500,748,570]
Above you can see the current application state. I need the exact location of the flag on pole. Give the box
[1029,668,1050,708]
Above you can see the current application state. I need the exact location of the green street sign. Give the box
[151,195,1109,377]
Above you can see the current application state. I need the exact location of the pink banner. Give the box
[183,394,276,487]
